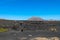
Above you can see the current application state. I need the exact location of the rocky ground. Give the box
[0,31,60,40]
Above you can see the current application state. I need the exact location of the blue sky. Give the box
[0,0,60,20]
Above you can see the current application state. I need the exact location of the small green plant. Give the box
[0,28,8,32]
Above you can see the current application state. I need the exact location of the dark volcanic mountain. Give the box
[0,19,19,28]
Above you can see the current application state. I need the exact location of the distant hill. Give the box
[28,16,44,21]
